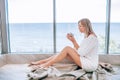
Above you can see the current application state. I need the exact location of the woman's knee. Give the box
[64,46,72,50]
[63,46,74,54]
[61,46,71,55]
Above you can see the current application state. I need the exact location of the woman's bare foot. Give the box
[31,62,40,65]
[28,60,45,66]
[39,62,51,68]
[28,62,38,66]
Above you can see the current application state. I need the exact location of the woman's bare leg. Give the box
[40,46,82,68]
[31,52,74,66]
[30,55,57,65]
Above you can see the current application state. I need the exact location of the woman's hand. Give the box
[67,33,75,43]
[67,33,79,50]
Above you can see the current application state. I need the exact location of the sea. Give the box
[8,23,120,54]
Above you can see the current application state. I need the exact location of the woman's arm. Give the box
[67,33,79,50]
[72,40,79,50]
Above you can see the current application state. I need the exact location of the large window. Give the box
[56,0,106,53]
[110,0,120,53]
[5,0,119,54]
[7,0,53,53]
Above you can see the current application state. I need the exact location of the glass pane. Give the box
[56,0,106,53]
[8,0,53,53]
[110,0,120,53]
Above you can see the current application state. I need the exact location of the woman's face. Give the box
[78,22,86,33]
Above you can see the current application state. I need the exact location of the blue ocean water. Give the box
[9,23,120,53]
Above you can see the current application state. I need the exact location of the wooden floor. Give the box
[0,64,30,80]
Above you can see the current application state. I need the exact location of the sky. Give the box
[8,0,120,23]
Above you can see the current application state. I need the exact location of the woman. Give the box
[30,18,99,72]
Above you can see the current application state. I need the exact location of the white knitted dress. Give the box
[77,35,99,72]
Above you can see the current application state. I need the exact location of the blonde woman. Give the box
[30,18,99,72]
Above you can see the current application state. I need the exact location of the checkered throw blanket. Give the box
[27,63,114,80]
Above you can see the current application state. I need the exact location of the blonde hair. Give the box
[78,18,96,38]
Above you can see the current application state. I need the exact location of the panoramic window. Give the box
[6,0,112,54]
[56,0,106,53]
[110,0,120,53]
[7,0,53,53]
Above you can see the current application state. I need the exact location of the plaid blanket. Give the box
[27,62,114,80]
